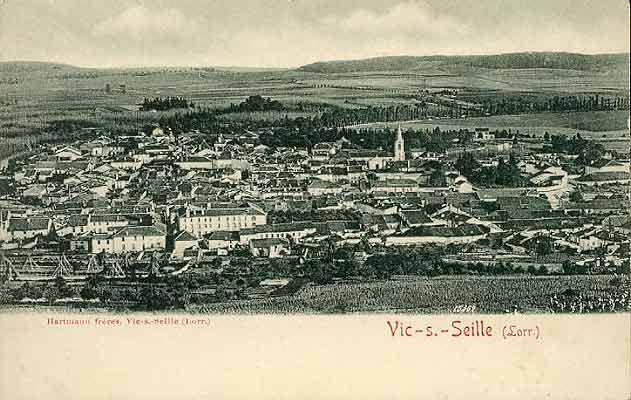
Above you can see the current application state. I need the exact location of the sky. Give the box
[0,0,629,68]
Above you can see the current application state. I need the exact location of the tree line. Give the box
[141,96,194,111]
[225,95,284,113]
[480,94,629,115]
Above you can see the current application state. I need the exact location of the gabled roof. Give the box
[113,225,165,237]
[309,179,341,189]
[496,196,550,210]
[589,158,624,169]
[206,231,239,241]
[55,146,82,156]
[578,171,630,182]
[68,214,90,226]
[400,209,432,225]
[174,230,198,242]
[8,217,51,232]
[374,179,418,187]
[22,185,47,197]
[250,238,284,248]
[240,222,315,235]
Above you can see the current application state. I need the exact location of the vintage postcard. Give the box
[0,0,629,399]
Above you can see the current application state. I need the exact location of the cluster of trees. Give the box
[455,153,523,187]
[79,275,232,309]
[317,94,630,123]
[300,244,581,283]
[477,94,629,116]
[544,133,605,165]
[157,109,222,134]
[141,96,193,111]
[8,277,75,305]
[258,122,475,153]
[545,95,629,112]
[319,104,431,127]
[225,95,284,113]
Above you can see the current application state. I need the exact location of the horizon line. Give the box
[0,50,628,70]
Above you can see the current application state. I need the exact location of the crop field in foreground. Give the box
[191,275,629,314]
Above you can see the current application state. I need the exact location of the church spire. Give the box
[394,124,405,161]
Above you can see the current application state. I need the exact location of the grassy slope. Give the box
[0,56,628,158]
[298,52,629,74]
[363,111,629,132]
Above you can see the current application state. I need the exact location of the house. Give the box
[249,238,288,258]
[473,128,495,141]
[529,166,568,186]
[7,217,53,241]
[517,160,542,175]
[81,140,125,158]
[239,222,316,245]
[311,143,337,160]
[307,179,343,196]
[22,185,48,200]
[69,234,91,252]
[177,205,267,237]
[313,166,366,184]
[399,209,432,228]
[90,225,166,254]
[380,214,402,231]
[577,234,608,252]
[584,159,630,175]
[55,146,82,161]
[576,171,630,186]
[175,156,218,170]
[566,228,614,252]
[410,149,442,161]
[385,224,489,246]
[205,231,240,249]
[62,214,129,236]
[172,231,199,258]
[565,198,624,215]
[602,215,631,235]
[111,159,142,171]
[453,177,474,193]
[354,202,399,215]
[430,205,473,227]
[495,196,551,211]
[371,179,420,193]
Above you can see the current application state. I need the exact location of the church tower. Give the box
[394,124,405,161]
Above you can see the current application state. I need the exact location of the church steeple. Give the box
[394,124,405,161]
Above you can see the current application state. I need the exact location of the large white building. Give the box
[177,205,267,237]
[63,214,129,236]
[90,225,166,254]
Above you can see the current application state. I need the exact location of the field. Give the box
[361,111,629,132]
[0,61,629,160]
[190,275,628,314]
[353,111,630,152]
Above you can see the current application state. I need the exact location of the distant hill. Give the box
[0,61,80,73]
[298,52,629,74]
[0,61,289,78]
